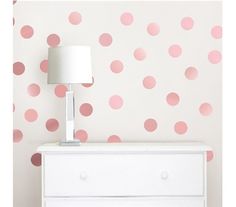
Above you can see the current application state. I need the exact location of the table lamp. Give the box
[47,45,92,145]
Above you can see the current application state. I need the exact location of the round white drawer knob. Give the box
[161,171,169,180]
[80,172,88,181]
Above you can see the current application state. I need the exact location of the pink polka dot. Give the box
[13,104,15,112]
[120,12,133,26]
[185,66,198,80]
[208,50,221,64]
[40,59,48,73]
[147,23,160,36]
[68,11,82,25]
[13,0,17,4]
[174,121,188,134]
[24,109,38,122]
[54,85,68,98]
[199,103,213,116]
[108,135,121,143]
[181,17,194,30]
[166,92,180,106]
[207,151,214,162]
[13,62,25,75]
[75,129,88,142]
[109,95,123,110]
[134,48,146,61]
[143,76,156,89]
[13,129,23,143]
[13,18,15,26]
[31,153,41,167]
[82,77,94,88]
[99,33,112,47]
[110,60,124,73]
[46,119,59,132]
[47,34,60,47]
[20,25,34,39]
[211,25,222,39]
[168,44,182,58]
[27,83,40,97]
[144,118,158,132]
[79,103,93,116]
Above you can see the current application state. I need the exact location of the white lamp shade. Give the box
[47,46,92,84]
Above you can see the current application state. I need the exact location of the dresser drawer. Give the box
[45,198,204,207]
[44,153,204,196]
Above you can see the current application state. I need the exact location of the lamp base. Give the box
[59,140,81,146]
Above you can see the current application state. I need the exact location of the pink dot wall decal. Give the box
[13,62,25,75]
[147,23,160,36]
[31,153,41,167]
[40,59,48,73]
[20,25,34,39]
[27,83,40,97]
[166,92,180,106]
[108,135,121,143]
[185,66,198,80]
[13,129,23,143]
[174,121,188,134]
[82,77,94,88]
[13,104,15,112]
[75,129,88,142]
[99,33,113,47]
[211,25,222,39]
[24,109,38,122]
[47,34,60,47]
[46,119,59,132]
[120,12,133,26]
[134,48,146,61]
[80,103,93,116]
[168,44,182,58]
[199,102,213,116]
[181,17,194,30]
[13,0,17,4]
[144,118,158,132]
[13,18,15,26]
[208,50,221,64]
[207,151,214,162]
[54,85,68,98]
[110,60,124,73]
[143,76,156,89]
[68,11,82,25]
[109,95,123,110]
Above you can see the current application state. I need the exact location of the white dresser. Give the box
[38,142,211,207]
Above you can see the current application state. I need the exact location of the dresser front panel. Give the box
[45,198,205,207]
[44,153,204,197]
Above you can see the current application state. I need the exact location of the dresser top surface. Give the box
[37,141,211,152]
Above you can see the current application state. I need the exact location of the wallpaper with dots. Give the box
[13,1,222,207]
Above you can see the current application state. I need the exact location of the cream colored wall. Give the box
[13,1,221,207]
